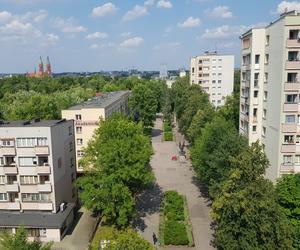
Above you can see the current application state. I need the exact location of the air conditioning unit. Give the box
[60,203,66,212]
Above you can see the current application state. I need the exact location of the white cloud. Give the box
[122,5,148,22]
[89,44,99,49]
[0,20,34,35]
[32,10,48,23]
[276,1,300,14]
[0,11,12,23]
[120,32,132,38]
[144,0,155,6]
[120,36,144,48]
[178,17,201,28]
[53,17,87,33]
[201,25,247,39]
[205,6,233,18]
[85,32,108,40]
[92,2,117,17]
[157,0,173,8]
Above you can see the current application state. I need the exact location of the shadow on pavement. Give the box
[151,128,162,138]
[191,176,212,206]
[65,211,83,236]
[132,183,163,232]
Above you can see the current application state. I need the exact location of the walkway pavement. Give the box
[135,117,215,250]
[52,208,99,250]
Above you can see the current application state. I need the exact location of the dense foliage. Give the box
[0,226,52,250]
[276,174,300,249]
[161,191,189,246]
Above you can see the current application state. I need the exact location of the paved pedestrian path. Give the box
[135,117,214,250]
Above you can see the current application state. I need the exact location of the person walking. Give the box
[152,232,158,245]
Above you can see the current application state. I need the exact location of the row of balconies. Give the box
[0,165,51,175]
[287,39,300,48]
[0,200,53,211]
[0,146,49,156]
[0,182,52,193]
[280,163,300,173]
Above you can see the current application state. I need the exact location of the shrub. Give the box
[164,132,173,141]
[164,220,189,245]
[164,121,172,132]
[164,191,184,221]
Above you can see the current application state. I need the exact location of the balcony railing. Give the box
[281,144,297,153]
[287,39,300,47]
[3,165,18,174]
[34,146,49,155]
[286,60,300,70]
[0,147,16,156]
[6,182,19,192]
[37,182,52,192]
[0,201,21,210]
[284,82,300,92]
[36,166,51,175]
[282,123,298,133]
[283,103,299,112]
[22,201,53,211]
[280,163,294,172]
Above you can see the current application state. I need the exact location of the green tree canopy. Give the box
[0,226,52,250]
[129,83,158,127]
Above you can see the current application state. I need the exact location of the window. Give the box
[264,73,268,82]
[254,73,259,87]
[254,90,258,98]
[212,73,216,76]
[218,58,222,62]
[77,150,84,157]
[295,155,300,164]
[255,54,260,64]
[0,176,5,184]
[284,135,295,144]
[286,115,295,124]
[27,228,40,237]
[20,176,38,185]
[75,114,82,120]
[18,157,36,167]
[253,108,257,117]
[77,139,83,146]
[265,54,269,64]
[264,91,268,101]
[22,193,50,202]
[283,155,293,164]
[0,158,3,166]
[212,59,217,63]
[289,29,300,39]
[212,66,216,70]
[17,138,47,147]
[68,126,72,136]
[263,109,267,119]
[0,193,7,201]
[266,35,270,45]
[1,140,14,147]
[218,73,222,76]
[286,94,298,103]
[218,66,222,70]
[297,135,300,145]
[37,138,47,146]
[262,127,266,137]
[218,80,222,84]
[287,73,298,83]
[198,67,202,71]
[288,51,299,61]
[252,125,257,132]
[69,142,73,152]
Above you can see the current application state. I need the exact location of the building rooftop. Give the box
[0,203,75,229]
[0,119,68,128]
[65,90,131,111]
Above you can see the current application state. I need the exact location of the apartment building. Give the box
[0,119,76,242]
[239,10,300,181]
[62,90,131,173]
[190,52,234,108]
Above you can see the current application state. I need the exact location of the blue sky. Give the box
[0,0,299,73]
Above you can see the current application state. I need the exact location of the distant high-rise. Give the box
[159,64,168,80]
[190,51,234,108]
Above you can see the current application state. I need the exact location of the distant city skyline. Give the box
[0,0,298,73]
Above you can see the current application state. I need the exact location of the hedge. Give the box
[164,132,173,141]
[164,220,189,245]
[164,121,172,132]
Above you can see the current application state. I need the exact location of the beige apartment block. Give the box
[62,90,131,173]
[239,10,300,181]
[0,119,77,242]
[190,52,234,108]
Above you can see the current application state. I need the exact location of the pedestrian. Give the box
[152,232,157,245]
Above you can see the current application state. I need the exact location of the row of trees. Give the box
[170,75,300,249]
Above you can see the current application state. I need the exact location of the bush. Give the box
[143,127,152,136]
[164,220,189,245]
[164,132,173,141]
[164,121,172,132]
[164,191,184,221]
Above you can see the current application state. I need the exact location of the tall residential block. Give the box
[239,11,300,181]
[0,119,76,242]
[62,91,131,173]
[190,52,234,108]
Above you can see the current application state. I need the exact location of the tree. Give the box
[191,116,247,198]
[77,114,154,226]
[129,83,158,127]
[0,226,52,250]
[212,178,292,250]
[276,174,300,249]
[108,228,152,250]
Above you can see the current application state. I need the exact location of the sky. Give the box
[0,0,299,73]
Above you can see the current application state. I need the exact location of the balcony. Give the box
[34,146,49,155]
[0,201,21,210]
[241,64,251,71]
[280,163,294,172]
[6,183,19,192]
[3,165,18,174]
[286,60,300,70]
[37,183,52,192]
[281,144,296,153]
[287,39,300,48]
[283,103,299,112]
[241,80,250,88]
[0,147,16,156]
[22,202,53,211]
[284,82,300,92]
[282,124,298,133]
[36,166,51,175]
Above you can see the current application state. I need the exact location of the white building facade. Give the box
[239,11,300,181]
[190,52,234,108]
[0,119,76,242]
